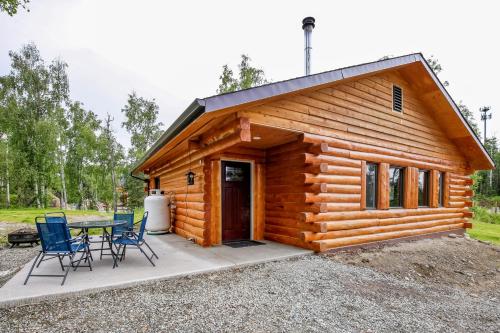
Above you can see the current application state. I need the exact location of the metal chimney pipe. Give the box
[302,17,315,76]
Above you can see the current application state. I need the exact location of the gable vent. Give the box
[393,85,403,112]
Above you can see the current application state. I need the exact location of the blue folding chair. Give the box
[100,211,135,259]
[24,217,92,286]
[112,212,158,268]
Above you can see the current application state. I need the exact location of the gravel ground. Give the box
[0,222,40,287]
[1,237,499,333]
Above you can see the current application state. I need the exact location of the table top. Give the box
[68,220,127,229]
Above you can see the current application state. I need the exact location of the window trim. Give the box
[389,166,405,208]
[365,163,378,210]
[418,169,430,207]
[438,171,444,207]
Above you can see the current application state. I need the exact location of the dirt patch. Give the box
[324,235,500,295]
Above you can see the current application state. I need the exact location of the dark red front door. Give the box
[221,161,251,242]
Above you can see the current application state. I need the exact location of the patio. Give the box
[0,233,312,308]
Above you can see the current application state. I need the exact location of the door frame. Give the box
[220,158,254,242]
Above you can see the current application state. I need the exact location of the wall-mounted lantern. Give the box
[186,171,195,185]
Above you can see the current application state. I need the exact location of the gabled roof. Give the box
[133,53,494,174]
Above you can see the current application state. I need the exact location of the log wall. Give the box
[148,117,251,246]
[239,71,473,251]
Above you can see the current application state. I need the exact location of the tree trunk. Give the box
[60,153,67,209]
[5,143,10,208]
[111,164,117,212]
[41,183,46,208]
[34,180,41,208]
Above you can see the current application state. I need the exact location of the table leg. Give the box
[104,227,119,267]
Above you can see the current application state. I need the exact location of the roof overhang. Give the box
[133,53,494,174]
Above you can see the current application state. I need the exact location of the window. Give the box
[366,163,378,209]
[389,166,404,207]
[438,172,444,207]
[393,85,403,112]
[418,170,430,207]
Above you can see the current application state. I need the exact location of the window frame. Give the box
[438,171,444,207]
[389,166,405,208]
[365,163,378,210]
[418,169,430,207]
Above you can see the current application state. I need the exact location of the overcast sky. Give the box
[1,0,499,148]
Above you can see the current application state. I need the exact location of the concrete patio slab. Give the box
[0,234,312,308]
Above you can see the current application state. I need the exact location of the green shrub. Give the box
[472,206,500,224]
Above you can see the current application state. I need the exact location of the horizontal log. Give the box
[305,193,361,203]
[175,207,206,221]
[174,201,205,211]
[201,117,250,146]
[265,217,327,233]
[173,220,205,238]
[325,203,361,212]
[303,173,361,185]
[464,222,473,229]
[264,232,310,249]
[174,214,205,228]
[265,224,301,238]
[303,218,465,242]
[323,212,464,231]
[463,211,473,218]
[304,153,361,168]
[326,184,361,194]
[266,202,327,213]
[266,183,327,194]
[300,207,467,223]
[174,193,205,202]
[173,227,204,246]
[301,133,458,168]
[311,223,464,252]
[448,202,466,208]
[156,131,246,176]
[322,165,361,176]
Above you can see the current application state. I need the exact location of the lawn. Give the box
[0,208,112,224]
[467,221,500,245]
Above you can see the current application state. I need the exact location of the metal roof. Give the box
[132,53,493,175]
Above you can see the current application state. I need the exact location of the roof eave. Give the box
[414,53,495,169]
[131,98,206,175]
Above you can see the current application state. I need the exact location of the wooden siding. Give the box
[149,117,252,246]
[147,70,473,251]
[239,71,472,251]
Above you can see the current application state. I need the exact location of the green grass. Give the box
[0,208,112,224]
[467,221,500,245]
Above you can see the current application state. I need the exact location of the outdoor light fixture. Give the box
[186,171,195,185]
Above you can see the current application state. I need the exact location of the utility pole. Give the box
[480,106,493,189]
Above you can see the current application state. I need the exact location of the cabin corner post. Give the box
[209,159,222,245]
[253,162,265,240]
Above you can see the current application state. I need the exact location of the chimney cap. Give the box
[302,17,315,30]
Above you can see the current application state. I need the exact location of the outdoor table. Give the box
[68,220,127,265]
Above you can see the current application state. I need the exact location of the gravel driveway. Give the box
[1,237,499,333]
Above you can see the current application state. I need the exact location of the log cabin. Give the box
[132,53,494,252]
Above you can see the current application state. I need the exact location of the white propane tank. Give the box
[144,189,170,234]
